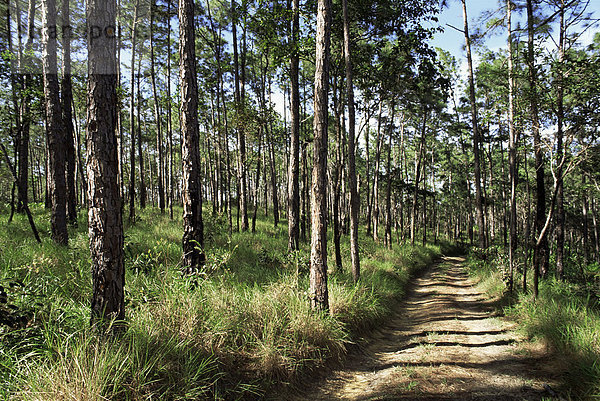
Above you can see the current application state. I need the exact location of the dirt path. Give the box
[293,256,564,400]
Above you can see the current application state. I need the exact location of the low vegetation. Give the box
[0,204,445,400]
[466,247,600,400]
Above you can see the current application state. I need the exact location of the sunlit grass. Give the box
[1,204,443,400]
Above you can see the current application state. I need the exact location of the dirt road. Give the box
[293,256,564,400]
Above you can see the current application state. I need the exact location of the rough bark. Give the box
[527,0,548,298]
[462,0,486,249]
[42,0,68,245]
[150,1,165,214]
[87,0,125,324]
[555,0,565,280]
[128,0,139,222]
[343,0,360,281]
[287,0,300,251]
[17,0,36,213]
[62,0,77,225]
[179,0,205,272]
[507,0,518,290]
[310,0,331,312]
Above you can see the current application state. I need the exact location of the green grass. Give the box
[465,247,600,400]
[1,204,443,400]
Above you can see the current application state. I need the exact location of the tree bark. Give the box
[179,0,205,272]
[150,1,165,214]
[507,0,518,289]
[128,0,139,222]
[62,0,77,226]
[555,0,566,280]
[287,0,300,251]
[87,0,125,324]
[136,60,146,209]
[527,0,548,298]
[17,0,36,214]
[310,0,331,312]
[343,0,360,281]
[42,0,68,245]
[462,0,486,249]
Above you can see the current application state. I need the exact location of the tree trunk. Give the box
[372,101,383,241]
[87,0,125,324]
[287,0,300,251]
[310,0,331,312]
[555,0,566,280]
[179,0,205,272]
[167,0,174,219]
[42,0,68,245]
[136,61,146,209]
[128,0,139,222]
[332,77,343,271]
[507,0,518,289]
[462,0,486,249]
[232,0,248,231]
[62,0,77,226]
[17,0,36,214]
[343,0,360,281]
[150,1,165,214]
[411,107,427,246]
[527,0,547,298]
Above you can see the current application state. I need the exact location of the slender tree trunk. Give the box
[332,77,343,270]
[287,0,300,250]
[555,0,566,280]
[411,107,427,246]
[17,0,36,213]
[372,101,383,242]
[167,0,174,219]
[150,1,165,213]
[62,0,77,226]
[179,0,205,272]
[343,0,360,281]
[582,173,589,266]
[128,0,139,222]
[231,0,248,231]
[136,61,146,209]
[462,0,486,249]
[252,129,262,233]
[384,117,394,249]
[527,0,547,298]
[42,0,68,245]
[310,0,331,312]
[87,0,125,324]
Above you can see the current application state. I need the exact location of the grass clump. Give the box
[465,248,600,399]
[1,205,443,400]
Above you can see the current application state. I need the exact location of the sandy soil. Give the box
[289,256,565,401]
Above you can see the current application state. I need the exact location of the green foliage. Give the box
[0,206,443,400]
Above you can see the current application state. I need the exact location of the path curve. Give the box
[293,256,563,401]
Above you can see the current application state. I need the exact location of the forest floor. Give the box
[288,256,567,401]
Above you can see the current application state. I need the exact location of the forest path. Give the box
[293,256,564,400]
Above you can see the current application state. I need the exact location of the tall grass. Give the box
[1,204,442,400]
[465,247,600,399]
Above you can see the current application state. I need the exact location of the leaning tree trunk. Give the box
[343,0,360,281]
[180,0,205,272]
[42,0,68,245]
[87,0,125,324]
[310,0,331,312]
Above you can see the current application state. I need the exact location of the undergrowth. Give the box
[466,246,600,400]
[1,204,443,400]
